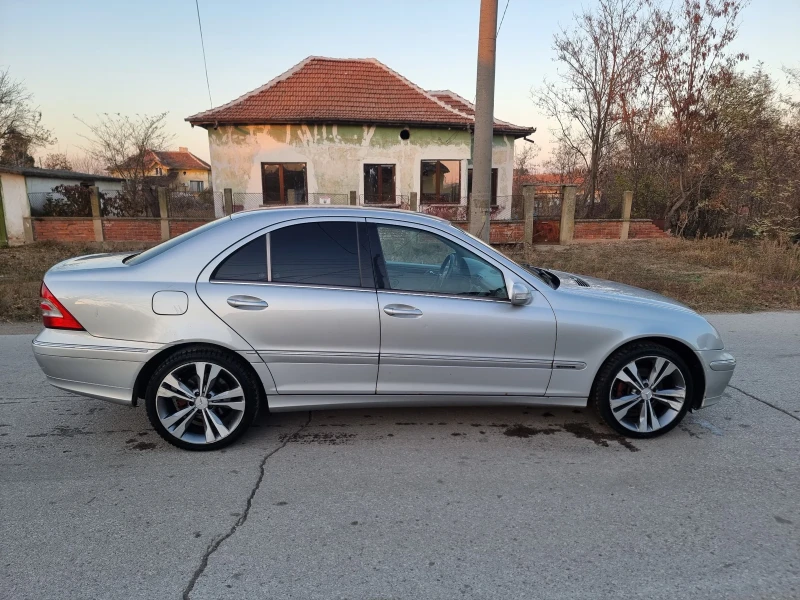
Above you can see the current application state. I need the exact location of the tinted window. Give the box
[212,235,268,282]
[271,222,361,287]
[374,224,507,299]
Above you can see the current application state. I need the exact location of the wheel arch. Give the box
[592,336,706,409]
[132,342,268,408]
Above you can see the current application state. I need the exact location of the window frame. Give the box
[260,162,308,205]
[420,160,462,204]
[365,219,510,303]
[467,167,498,206]
[363,163,396,204]
[208,217,375,291]
[189,180,204,192]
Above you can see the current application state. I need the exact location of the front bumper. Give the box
[32,329,161,406]
[695,349,736,409]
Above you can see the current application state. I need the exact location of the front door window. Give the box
[261,163,307,205]
[372,224,507,299]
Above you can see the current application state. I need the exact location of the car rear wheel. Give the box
[593,342,693,438]
[145,347,260,451]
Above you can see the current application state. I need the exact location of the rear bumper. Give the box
[32,329,161,406]
[696,350,736,409]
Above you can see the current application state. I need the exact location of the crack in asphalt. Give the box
[729,385,800,423]
[182,412,312,600]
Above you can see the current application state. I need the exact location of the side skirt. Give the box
[267,394,588,412]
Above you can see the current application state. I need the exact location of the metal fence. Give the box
[100,188,160,217]
[28,189,93,218]
[167,190,221,219]
[419,202,469,221]
[360,194,410,209]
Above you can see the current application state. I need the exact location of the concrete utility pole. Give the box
[469,0,498,243]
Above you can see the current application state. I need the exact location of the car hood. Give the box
[547,269,695,313]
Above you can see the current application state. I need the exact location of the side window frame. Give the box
[365,219,510,303]
[206,217,375,290]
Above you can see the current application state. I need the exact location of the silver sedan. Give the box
[32,207,736,450]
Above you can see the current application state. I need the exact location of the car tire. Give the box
[592,342,694,439]
[145,346,261,451]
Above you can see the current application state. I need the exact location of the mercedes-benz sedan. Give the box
[32,207,735,450]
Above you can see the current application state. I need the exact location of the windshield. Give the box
[125,218,230,265]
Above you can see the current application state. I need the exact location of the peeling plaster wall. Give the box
[206,124,515,204]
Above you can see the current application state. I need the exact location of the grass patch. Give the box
[508,237,800,313]
[0,237,798,322]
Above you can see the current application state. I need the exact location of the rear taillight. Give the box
[40,282,84,330]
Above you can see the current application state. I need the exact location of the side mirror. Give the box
[509,282,532,306]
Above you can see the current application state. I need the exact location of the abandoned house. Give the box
[186,56,534,214]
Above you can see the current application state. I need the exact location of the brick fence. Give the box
[28,216,666,244]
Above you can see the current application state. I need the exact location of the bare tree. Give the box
[76,112,173,181]
[544,139,585,184]
[653,0,748,223]
[42,152,73,171]
[69,152,105,175]
[533,0,650,214]
[0,68,54,162]
[514,141,539,176]
[76,112,173,216]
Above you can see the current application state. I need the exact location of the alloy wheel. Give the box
[154,361,246,445]
[608,355,687,434]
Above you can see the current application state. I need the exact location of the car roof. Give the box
[229,205,451,226]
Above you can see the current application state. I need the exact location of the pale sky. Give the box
[1,0,798,165]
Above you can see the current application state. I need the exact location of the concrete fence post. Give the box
[559,185,577,245]
[349,191,358,206]
[157,187,170,240]
[223,188,233,215]
[522,184,536,251]
[410,192,418,212]
[620,190,633,240]
[89,186,104,242]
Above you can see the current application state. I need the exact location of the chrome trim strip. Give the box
[269,394,588,412]
[380,353,553,369]
[210,280,375,294]
[33,340,151,353]
[552,361,587,370]
[257,350,379,365]
[378,289,510,304]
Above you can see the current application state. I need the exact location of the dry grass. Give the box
[0,241,153,323]
[508,237,800,313]
[1,237,798,323]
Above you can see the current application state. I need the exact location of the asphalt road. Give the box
[1,313,798,600]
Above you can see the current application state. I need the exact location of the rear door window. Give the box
[270,221,366,288]
[211,234,268,282]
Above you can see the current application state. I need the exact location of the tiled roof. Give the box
[186,57,534,137]
[149,150,210,171]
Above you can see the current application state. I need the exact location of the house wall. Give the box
[207,124,514,204]
[0,172,30,245]
[170,168,211,189]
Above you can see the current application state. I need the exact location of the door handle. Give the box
[383,304,422,317]
[227,295,269,310]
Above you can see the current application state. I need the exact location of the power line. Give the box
[497,0,511,36]
[194,0,213,108]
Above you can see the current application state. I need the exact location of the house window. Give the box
[154,167,163,176]
[420,160,461,204]
[189,180,204,192]
[261,163,307,205]
[363,164,396,203]
[467,167,498,205]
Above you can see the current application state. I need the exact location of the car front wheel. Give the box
[593,342,694,438]
[145,347,260,450]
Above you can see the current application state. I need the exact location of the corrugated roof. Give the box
[186,57,534,137]
[0,165,123,182]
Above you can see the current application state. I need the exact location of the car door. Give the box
[196,217,380,394]
[366,219,556,395]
